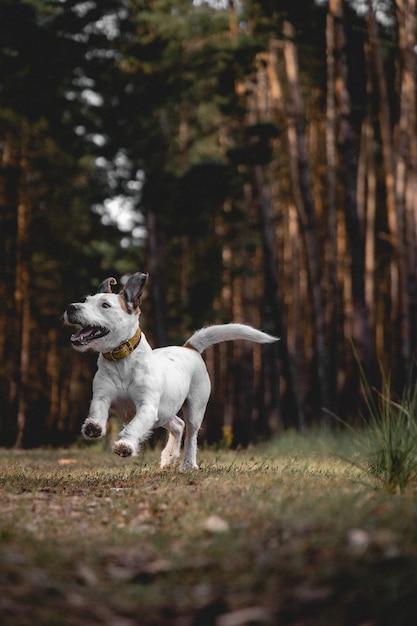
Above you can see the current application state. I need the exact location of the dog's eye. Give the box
[101,302,111,309]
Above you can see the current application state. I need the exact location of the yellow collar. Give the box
[102,326,142,361]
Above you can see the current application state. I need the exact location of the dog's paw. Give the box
[180,461,199,472]
[82,421,104,439]
[113,440,136,457]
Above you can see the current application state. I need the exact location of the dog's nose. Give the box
[66,304,78,315]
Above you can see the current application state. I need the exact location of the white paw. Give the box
[82,421,105,439]
[180,461,199,472]
[113,440,137,457]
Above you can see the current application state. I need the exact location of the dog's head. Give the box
[64,272,148,353]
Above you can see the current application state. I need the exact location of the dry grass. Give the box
[1,432,417,625]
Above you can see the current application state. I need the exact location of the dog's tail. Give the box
[184,323,279,354]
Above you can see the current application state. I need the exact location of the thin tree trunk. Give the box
[15,296,30,448]
[237,266,257,445]
[46,328,60,434]
[365,0,400,347]
[363,116,377,331]
[254,165,304,430]
[281,20,332,418]
[14,188,31,448]
[0,130,20,444]
[146,211,167,346]
[248,47,305,429]
[329,0,371,368]
[8,124,32,449]
[325,12,339,408]
[396,0,417,374]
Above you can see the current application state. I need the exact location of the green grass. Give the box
[338,353,417,495]
[1,432,417,625]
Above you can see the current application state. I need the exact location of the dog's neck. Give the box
[102,325,142,361]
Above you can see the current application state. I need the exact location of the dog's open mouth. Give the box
[70,326,110,346]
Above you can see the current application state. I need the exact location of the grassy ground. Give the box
[1,431,417,625]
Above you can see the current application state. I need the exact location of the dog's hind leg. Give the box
[180,366,211,471]
[180,399,209,471]
[160,415,185,469]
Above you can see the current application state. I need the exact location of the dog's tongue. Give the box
[71,326,97,342]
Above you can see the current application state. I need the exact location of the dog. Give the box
[64,272,278,470]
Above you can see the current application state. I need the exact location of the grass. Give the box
[337,353,417,495]
[1,432,417,625]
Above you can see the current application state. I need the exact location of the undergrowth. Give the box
[332,350,417,495]
[2,432,417,625]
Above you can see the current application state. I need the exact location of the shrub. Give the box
[355,356,417,495]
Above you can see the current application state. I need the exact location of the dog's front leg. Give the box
[113,404,158,458]
[82,395,111,440]
[82,373,113,440]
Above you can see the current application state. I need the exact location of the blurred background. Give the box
[1,0,416,449]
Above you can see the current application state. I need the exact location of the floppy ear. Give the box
[121,272,148,313]
[97,277,117,294]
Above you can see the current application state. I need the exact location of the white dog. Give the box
[64,272,278,470]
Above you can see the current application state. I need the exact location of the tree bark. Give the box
[146,211,167,346]
[14,139,31,448]
[281,21,332,418]
[329,0,371,368]
[394,0,417,374]
[325,12,339,407]
[0,131,20,444]
[365,1,399,331]
[254,165,305,430]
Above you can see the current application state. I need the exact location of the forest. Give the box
[1,0,417,449]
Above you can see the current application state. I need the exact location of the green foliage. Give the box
[338,351,417,495]
[359,366,417,495]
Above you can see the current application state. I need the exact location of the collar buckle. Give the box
[103,326,142,361]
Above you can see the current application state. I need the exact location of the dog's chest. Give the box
[101,356,141,390]
[107,367,141,416]
[100,355,153,421]
[111,395,136,422]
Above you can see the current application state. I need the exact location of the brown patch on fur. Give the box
[183,341,199,352]
[118,293,141,315]
[118,293,130,313]
[98,277,117,294]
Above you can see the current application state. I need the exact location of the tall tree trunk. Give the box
[1,124,32,448]
[329,0,371,369]
[248,48,305,429]
[14,136,31,448]
[325,12,340,408]
[365,0,400,359]
[146,211,167,346]
[46,328,60,435]
[254,165,305,430]
[235,266,257,445]
[282,20,332,418]
[395,0,417,375]
[0,130,20,445]
[362,114,377,332]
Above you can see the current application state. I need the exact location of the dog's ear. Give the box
[97,277,117,294]
[121,272,148,313]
